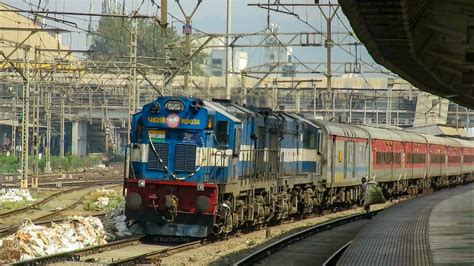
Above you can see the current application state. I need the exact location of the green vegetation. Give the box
[0,155,18,173]
[0,200,31,212]
[89,17,206,75]
[0,191,53,212]
[83,188,124,212]
[0,155,102,174]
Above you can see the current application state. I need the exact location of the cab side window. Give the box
[216,121,229,146]
[303,130,317,149]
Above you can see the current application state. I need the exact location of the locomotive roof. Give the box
[291,114,320,129]
[212,100,256,119]
[204,100,241,123]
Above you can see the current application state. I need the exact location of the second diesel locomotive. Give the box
[124,96,474,237]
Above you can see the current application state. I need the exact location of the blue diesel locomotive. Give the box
[124,96,474,237]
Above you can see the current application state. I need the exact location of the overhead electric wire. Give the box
[263,2,397,78]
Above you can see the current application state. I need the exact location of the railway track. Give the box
[10,210,378,265]
[4,196,411,265]
[0,180,122,219]
[12,236,202,265]
[0,162,123,187]
[234,210,382,266]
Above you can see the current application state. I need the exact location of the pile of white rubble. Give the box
[0,216,107,261]
[0,208,132,262]
[0,188,34,203]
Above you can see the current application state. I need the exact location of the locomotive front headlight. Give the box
[165,100,184,112]
[195,196,211,213]
[138,179,146,187]
[126,192,142,209]
[151,102,161,114]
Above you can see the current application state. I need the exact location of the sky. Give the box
[2,0,389,76]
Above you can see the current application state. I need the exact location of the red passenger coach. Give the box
[447,146,462,166]
[372,140,403,169]
[464,146,474,166]
[405,142,427,167]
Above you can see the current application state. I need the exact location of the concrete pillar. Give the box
[71,121,87,156]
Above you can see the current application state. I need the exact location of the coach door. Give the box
[345,139,355,180]
[401,142,406,179]
[255,127,266,177]
[268,129,280,178]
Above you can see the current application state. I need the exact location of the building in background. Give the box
[263,24,295,77]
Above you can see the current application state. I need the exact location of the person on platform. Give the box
[361,176,372,218]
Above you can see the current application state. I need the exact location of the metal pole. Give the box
[20,48,30,189]
[319,3,339,120]
[456,103,459,129]
[326,15,331,120]
[467,109,470,129]
[131,18,138,113]
[313,83,317,119]
[45,90,51,173]
[60,95,65,158]
[364,100,367,124]
[349,95,352,123]
[332,91,336,119]
[126,18,138,182]
[12,91,16,156]
[386,83,392,127]
[296,89,301,113]
[104,98,109,155]
[176,0,202,94]
[32,48,40,188]
[184,16,191,92]
[160,0,168,36]
[225,0,232,100]
[376,107,379,126]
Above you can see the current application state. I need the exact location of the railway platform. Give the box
[337,184,474,265]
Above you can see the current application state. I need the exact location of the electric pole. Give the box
[128,17,138,145]
[60,95,65,158]
[226,0,232,100]
[176,0,202,93]
[32,48,40,189]
[20,48,30,189]
[318,2,339,120]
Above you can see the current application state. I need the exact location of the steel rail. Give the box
[12,236,144,266]
[234,210,381,266]
[0,180,121,219]
[109,241,203,266]
[0,162,123,185]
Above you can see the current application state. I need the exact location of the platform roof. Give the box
[340,0,474,109]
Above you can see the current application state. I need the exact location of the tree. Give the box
[89,17,206,75]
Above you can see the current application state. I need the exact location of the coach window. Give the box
[216,121,229,147]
